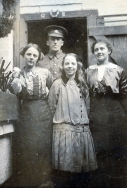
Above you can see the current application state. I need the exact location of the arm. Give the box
[48,81,59,117]
[119,70,127,114]
[46,69,53,89]
[85,89,90,115]
[83,69,90,115]
[8,71,26,96]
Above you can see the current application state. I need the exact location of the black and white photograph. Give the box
[0,0,127,187]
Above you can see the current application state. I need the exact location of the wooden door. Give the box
[19,10,98,69]
[88,25,127,71]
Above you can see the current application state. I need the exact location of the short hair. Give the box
[20,43,43,61]
[91,39,113,54]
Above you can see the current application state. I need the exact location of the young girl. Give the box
[48,53,97,186]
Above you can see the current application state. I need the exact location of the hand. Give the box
[12,67,21,78]
[10,78,22,94]
[42,87,49,98]
[98,80,113,95]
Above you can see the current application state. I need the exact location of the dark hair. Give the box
[92,39,113,54]
[62,53,89,98]
[20,43,42,62]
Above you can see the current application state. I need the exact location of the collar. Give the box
[47,50,63,59]
[88,62,118,69]
[23,66,37,76]
[61,73,79,86]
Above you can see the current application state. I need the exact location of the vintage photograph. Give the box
[0,0,127,187]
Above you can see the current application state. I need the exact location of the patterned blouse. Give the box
[9,67,53,100]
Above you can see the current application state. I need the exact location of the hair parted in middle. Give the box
[91,39,113,54]
[62,53,89,98]
[20,43,44,62]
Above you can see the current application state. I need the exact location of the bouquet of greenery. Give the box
[0,57,12,92]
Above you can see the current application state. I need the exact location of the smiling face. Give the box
[94,42,111,64]
[24,47,39,68]
[46,36,64,53]
[63,55,78,78]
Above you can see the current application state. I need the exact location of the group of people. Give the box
[8,25,127,187]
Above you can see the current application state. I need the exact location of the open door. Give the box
[19,10,98,69]
[27,18,87,68]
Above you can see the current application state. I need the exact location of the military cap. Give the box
[44,25,68,38]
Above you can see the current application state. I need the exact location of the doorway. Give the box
[27,18,88,68]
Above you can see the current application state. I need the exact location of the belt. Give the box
[53,123,90,133]
[23,94,46,100]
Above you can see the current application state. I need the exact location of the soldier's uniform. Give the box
[39,25,68,80]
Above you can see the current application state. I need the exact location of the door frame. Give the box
[15,10,98,68]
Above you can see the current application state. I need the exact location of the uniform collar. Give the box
[48,50,63,59]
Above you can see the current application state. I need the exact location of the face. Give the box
[46,36,64,52]
[24,47,39,68]
[63,55,78,78]
[94,42,111,63]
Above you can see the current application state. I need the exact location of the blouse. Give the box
[48,77,89,125]
[9,67,53,100]
[86,62,127,98]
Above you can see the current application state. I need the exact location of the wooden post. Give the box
[13,0,20,67]
[19,18,28,69]
[87,14,98,67]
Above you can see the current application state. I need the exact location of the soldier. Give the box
[38,25,68,80]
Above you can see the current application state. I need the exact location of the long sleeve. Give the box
[46,69,53,89]
[119,70,127,114]
[7,73,26,95]
[85,90,90,115]
[48,81,59,117]
[119,70,127,97]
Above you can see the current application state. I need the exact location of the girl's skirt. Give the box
[52,123,97,173]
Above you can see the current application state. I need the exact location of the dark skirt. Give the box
[89,95,127,176]
[89,95,126,153]
[15,99,52,186]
